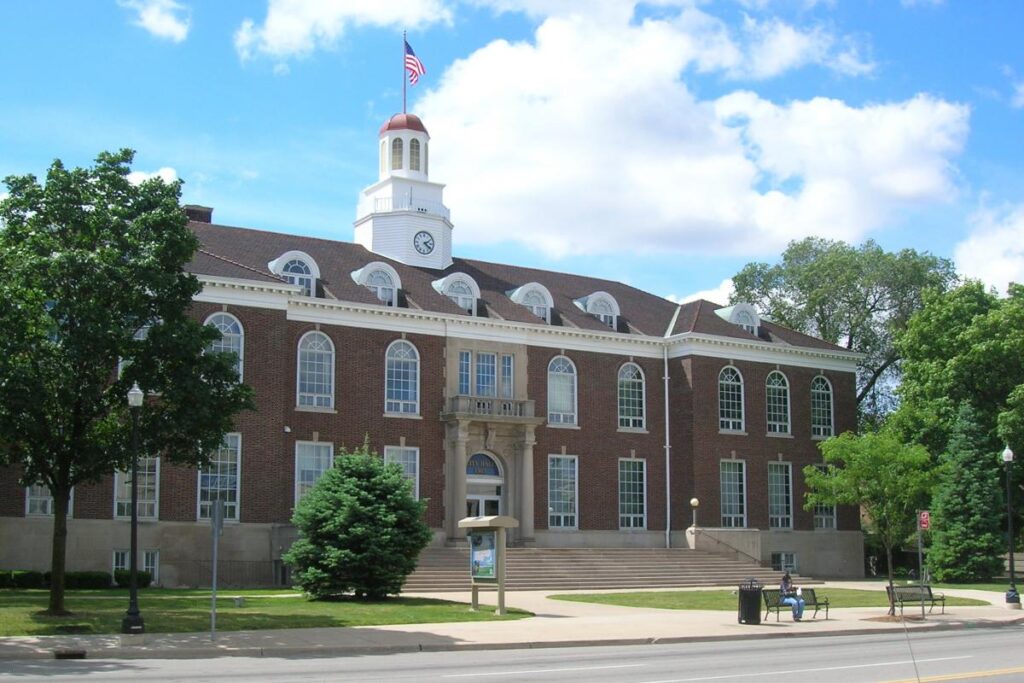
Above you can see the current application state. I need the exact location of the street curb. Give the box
[2,617,1022,661]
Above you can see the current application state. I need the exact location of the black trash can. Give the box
[738,577,762,624]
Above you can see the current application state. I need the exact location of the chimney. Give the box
[184,204,213,223]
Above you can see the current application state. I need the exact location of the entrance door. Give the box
[466,495,501,517]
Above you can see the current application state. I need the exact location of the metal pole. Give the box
[917,512,925,619]
[663,346,671,549]
[1007,456,1019,605]
[211,499,223,640]
[121,405,144,633]
[402,31,407,115]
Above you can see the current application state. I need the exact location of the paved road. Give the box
[3,627,1024,682]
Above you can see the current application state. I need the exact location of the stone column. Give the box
[447,421,469,541]
[517,426,536,543]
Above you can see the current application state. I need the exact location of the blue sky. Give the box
[2,1,1023,303]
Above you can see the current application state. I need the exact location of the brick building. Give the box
[0,113,863,584]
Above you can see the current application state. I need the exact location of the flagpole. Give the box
[402,30,407,114]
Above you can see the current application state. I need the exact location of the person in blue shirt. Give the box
[780,572,805,621]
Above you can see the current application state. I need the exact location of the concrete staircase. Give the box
[403,547,802,592]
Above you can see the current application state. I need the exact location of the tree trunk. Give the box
[46,486,71,615]
[885,544,896,617]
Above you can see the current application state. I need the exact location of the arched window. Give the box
[509,283,553,324]
[766,371,790,434]
[410,139,421,171]
[367,269,396,307]
[446,280,475,315]
[523,290,549,322]
[385,340,419,415]
[547,356,577,425]
[205,312,244,381]
[591,298,616,328]
[617,363,645,429]
[811,376,834,438]
[391,138,403,170]
[283,259,313,297]
[718,366,744,432]
[735,310,756,334]
[297,331,334,409]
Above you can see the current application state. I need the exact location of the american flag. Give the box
[405,40,426,85]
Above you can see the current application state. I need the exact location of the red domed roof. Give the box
[379,113,428,136]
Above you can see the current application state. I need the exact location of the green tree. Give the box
[731,237,957,424]
[0,150,253,614]
[284,441,432,600]
[926,406,1005,582]
[804,431,935,613]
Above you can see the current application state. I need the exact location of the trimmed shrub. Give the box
[0,570,13,588]
[11,570,46,589]
[113,569,152,589]
[64,571,113,589]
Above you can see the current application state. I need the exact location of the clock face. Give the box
[413,231,435,255]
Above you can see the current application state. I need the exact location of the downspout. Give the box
[664,343,672,549]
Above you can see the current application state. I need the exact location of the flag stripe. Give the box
[405,40,426,86]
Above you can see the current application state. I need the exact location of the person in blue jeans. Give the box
[780,572,805,621]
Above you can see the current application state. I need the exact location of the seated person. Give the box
[780,571,805,621]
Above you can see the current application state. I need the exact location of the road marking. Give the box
[638,656,972,682]
[882,665,1024,682]
[443,663,646,677]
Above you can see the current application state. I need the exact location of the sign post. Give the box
[458,515,518,616]
[210,499,224,641]
[917,509,930,619]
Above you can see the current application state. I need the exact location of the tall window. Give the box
[500,354,514,399]
[766,371,790,434]
[768,462,792,529]
[391,138,403,170]
[547,356,577,425]
[409,138,421,171]
[720,460,746,527]
[522,290,550,323]
[206,313,243,381]
[811,376,834,438]
[385,340,420,415]
[458,350,471,395]
[475,353,496,397]
[199,434,240,521]
[115,456,159,519]
[618,459,646,529]
[283,259,313,296]
[812,464,837,529]
[384,446,420,499]
[548,455,578,528]
[367,269,396,306]
[719,366,744,432]
[297,331,334,408]
[617,363,645,429]
[26,483,55,516]
[295,442,333,504]
[445,280,475,314]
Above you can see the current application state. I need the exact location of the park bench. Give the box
[762,587,829,621]
[886,584,946,615]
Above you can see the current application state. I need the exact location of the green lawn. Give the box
[549,588,991,611]
[0,590,531,637]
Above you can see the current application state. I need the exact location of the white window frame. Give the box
[205,312,244,381]
[432,273,481,317]
[766,371,791,435]
[296,331,335,409]
[575,291,620,329]
[547,355,578,426]
[718,366,744,432]
[197,433,241,522]
[476,352,497,397]
[811,375,834,438]
[768,462,793,530]
[458,350,471,395]
[267,250,321,298]
[113,549,160,584]
[26,484,73,517]
[720,460,746,528]
[384,446,420,499]
[500,354,514,399]
[114,455,160,520]
[352,261,402,308]
[617,363,645,430]
[294,441,334,505]
[547,454,578,529]
[618,458,647,530]
[385,340,420,416]
[508,282,553,324]
[771,551,798,573]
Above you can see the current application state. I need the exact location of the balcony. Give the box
[358,195,451,222]
[443,395,541,423]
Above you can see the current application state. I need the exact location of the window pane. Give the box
[476,353,496,397]
[548,456,577,528]
[617,363,645,429]
[199,434,240,520]
[766,372,790,434]
[384,446,419,499]
[548,357,576,424]
[386,341,419,414]
[618,459,645,528]
[501,355,514,399]
[115,456,159,519]
[811,376,834,437]
[719,367,743,431]
[207,313,243,380]
[295,442,334,502]
[409,139,420,171]
[768,462,792,529]
[298,333,333,408]
[458,351,471,395]
[720,461,745,527]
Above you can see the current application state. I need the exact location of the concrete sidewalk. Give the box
[2,583,1021,661]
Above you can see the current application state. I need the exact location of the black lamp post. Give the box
[121,382,145,634]
[1003,445,1019,607]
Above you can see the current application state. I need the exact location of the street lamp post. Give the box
[121,382,145,634]
[1003,445,1020,608]
[690,497,700,529]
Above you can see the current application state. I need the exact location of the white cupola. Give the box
[354,113,454,270]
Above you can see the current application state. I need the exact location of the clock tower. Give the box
[354,113,453,270]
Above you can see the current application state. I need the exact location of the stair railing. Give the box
[692,526,764,567]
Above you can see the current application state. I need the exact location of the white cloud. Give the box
[954,203,1024,295]
[118,0,191,43]
[127,167,178,185]
[736,16,873,79]
[1013,82,1024,109]
[235,0,453,61]
[667,279,735,305]
[418,11,968,259]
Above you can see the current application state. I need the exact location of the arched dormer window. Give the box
[410,139,421,171]
[766,370,790,434]
[268,251,321,298]
[714,303,760,335]
[385,340,420,415]
[205,312,244,381]
[547,355,577,425]
[575,291,620,329]
[391,138,403,170]
[618,363,645,429]
[811,375,834,438]
[352,261,402,307]
[508,283,553,324]
[718,366,744,432]
[432,273,481,316]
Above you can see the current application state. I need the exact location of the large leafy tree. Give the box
[926,406,1005,582]
[285,441,432,600]
[0,150,253,614]
[731,237,957,424]
[804,431,935,613]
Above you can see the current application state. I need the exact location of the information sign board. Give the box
[470,531,497,581]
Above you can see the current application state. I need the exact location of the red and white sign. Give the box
[919,510,931,530]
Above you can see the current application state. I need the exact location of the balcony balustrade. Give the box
[358,195,451,221]
[445,395,535,420]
